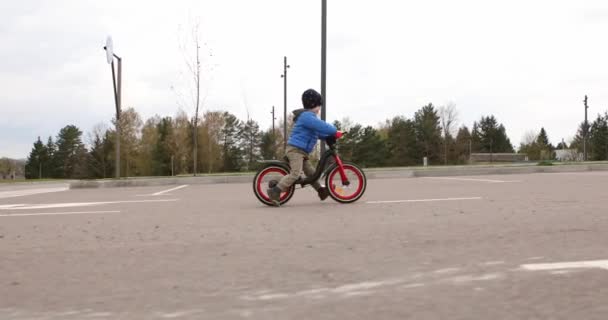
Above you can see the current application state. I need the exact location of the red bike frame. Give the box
[333,154,349,185]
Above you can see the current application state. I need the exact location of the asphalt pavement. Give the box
[1,172,608,319]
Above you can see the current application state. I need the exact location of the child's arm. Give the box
[300,112,337,138]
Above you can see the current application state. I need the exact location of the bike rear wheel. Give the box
[253,165,296,206]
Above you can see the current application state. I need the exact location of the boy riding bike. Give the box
[267,89,342,206]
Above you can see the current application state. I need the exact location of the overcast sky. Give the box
[2,0,608,159]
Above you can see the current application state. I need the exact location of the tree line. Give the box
[24,103,521,179]
[517,112,608,161]
[24,108,280,179]
[569,113,608,161]
[334,104,514,167]
[25,102,605,179]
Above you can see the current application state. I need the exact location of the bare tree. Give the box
[87,123,109,149]
[115,108,143,177]
[341,117,354,131]
[522,130,538,146]
[439,103,459,165]
[176,18,214,176]
[172,109,192,174]
[86,123,110,178]
[202,111,225,173]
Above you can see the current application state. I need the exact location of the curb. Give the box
[410,164,596,177]
[69,163,608,189]
[0,180,76,187]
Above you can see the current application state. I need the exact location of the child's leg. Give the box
[302,159,322,190]
[277,147,304,191]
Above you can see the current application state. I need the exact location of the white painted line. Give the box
[0,204,26,209]
[366,197,482,204]
[158,310,204,318]
[0,187,68,199]
[434,268,461,274]
[0,199,179,210]
[520,259,608,271]
[243,278,406,301]
[88,313,114,317]
[550,270,578,275]
[343,291,374,297]
[256,293,290,301]
[423,177,521,183]
[0,211,121,217]
[401,283,426,289]
[446,273,503,284]
[332,280,404,294]
[141,185,189,196]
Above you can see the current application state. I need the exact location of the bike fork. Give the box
[334,155,350,185]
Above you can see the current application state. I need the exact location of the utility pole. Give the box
[271,106,276,134]
[490,139,494,163]
[469,139,472,164]
[193,42,201,177]
[281,57,290,153]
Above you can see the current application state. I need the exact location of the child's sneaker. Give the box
[317,187,330,201]
[267,186,282,207]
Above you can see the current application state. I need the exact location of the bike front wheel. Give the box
[325,162,367,204]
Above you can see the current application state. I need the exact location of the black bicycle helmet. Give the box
[302,89,323,109]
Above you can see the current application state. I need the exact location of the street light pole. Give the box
[115,57,122,177]
[584,95,589,161]
[320,0,327,154]
[281,57,290,153]
[104,36,122,178]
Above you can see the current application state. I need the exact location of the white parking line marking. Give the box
[446,273,504,284]
[521,260,608,271]
[152,185,188,196]
[434,268,461,274]
[138,185,189,197]
[243,279,406,301]
[550,270,578,275]
[0,211,121,217]
[0,187,68,199]
[0,199,178,210]
[0,204,26,209]
[423,177,521,183]
[366,197,482,204]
